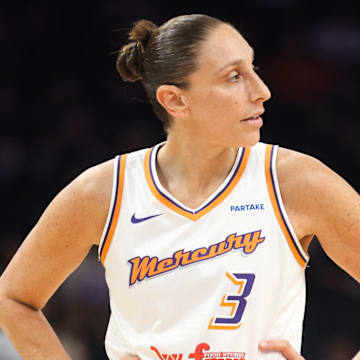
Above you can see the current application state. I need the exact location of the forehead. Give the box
[196,24,253,71]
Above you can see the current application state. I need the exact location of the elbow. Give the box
[0,293,14,328]
[0,292,40,329]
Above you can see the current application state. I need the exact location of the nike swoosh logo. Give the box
[131,213,163,224]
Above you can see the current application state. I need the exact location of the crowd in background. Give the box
[1,0,360,358]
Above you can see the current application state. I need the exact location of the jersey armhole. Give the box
[265,144,309,268]
[98,154,127,266]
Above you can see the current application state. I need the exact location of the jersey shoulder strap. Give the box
[98,154,128,265]
[264,144,309,268]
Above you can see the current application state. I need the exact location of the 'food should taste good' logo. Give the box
[150,343,246,360]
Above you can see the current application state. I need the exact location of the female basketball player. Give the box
[0,14,359,360]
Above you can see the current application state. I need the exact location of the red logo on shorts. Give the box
[150,343,245,360]
[188,343,210,360]
[151,346,183,360]
[189,343,245,360]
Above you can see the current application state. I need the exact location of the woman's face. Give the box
[181,23,271,148]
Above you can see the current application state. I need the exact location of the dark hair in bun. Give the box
[116,14,225,131]
[116,20,158,82]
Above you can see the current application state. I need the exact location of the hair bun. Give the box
[116,20,158,82]
[129,20,158,49]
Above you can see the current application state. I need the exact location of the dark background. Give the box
[1,0,360,359]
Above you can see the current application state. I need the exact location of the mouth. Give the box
[242,111,264,121]
[241,112,264,127]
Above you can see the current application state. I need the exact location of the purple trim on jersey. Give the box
[149,147,190,213]
[197,148,244,213]
[269,146,307,264]
[149,146,244,215]
[99,156,121,258]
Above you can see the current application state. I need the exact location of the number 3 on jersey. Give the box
[208,273,255,330]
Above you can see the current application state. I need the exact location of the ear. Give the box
[156,85,188,118]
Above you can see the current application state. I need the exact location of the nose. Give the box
[249,71,271,103]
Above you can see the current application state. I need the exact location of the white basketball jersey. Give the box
[98,142,309,360]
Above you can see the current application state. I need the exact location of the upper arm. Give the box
[0,159,114,310]
[277,148,360,282]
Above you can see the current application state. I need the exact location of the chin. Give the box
[235,130,261,148]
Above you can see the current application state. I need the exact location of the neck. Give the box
[157,130,238,197]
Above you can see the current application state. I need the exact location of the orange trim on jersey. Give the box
[265,145,307,268]
[208,316,242,330]
[144,147,251,221]
[225,271,245,294]
[100,154,127,265]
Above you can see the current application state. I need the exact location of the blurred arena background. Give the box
[1,0,359,359]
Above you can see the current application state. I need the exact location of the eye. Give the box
[229,71,241,82]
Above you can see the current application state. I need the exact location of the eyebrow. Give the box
[215,47,255,74]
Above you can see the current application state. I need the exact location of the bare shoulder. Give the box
[276,146,328,186]
[275,146,355,221]
[274,147,328,242]
[63,158,115,246]
[71,159,114,210]
[276,146,360,281]
[276,146,355,205]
